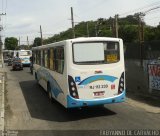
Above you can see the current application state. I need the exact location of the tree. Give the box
[32,37,41,47]
[40,15,159,44]
[144,26,155,41]
[5,37,18,50]
[119,25,138,42]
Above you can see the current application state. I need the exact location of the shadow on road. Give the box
[19,80,116,122]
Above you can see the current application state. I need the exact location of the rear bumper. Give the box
[22,62,30,66]
[67,90,126,108]
[13,66,23,70]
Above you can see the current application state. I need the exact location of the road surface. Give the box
[4,65,160,136]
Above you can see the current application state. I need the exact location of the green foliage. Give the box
[5,37,18,50]
[144,26,155,41]
[119,15,138,25]
[32,37,41,47]
[34,15,159,45]
[154,25,160,40]
[119,25,138,42]
[144,25,160,41]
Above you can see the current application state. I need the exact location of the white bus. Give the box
[32,37,125,108]
[17,50,32,65]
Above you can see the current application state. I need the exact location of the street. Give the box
[4,65,160,135]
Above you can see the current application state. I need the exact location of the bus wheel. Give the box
[35,73,38,80]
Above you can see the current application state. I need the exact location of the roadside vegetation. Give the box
[4,14,160,49]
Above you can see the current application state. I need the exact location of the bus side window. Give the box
[36,51,38,64]
[41,50,45,67]
[54,47,64,74]
[49,48,54,70]
[44,49,48,68]
[38,50,41,65]
[54,48,58,72]
[47,49,50,68]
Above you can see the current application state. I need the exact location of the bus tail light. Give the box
[68,75,79,99]
[118,72,125,94]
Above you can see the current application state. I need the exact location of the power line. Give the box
[5,0,7,13]
[144,6,160,14]
[120,1,160,16]
[144,8,160,16]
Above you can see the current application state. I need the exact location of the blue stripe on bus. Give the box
[78,75,118,85]
[37,68,64,98]
[67,90,125,108]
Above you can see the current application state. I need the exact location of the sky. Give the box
[0,0,160,45]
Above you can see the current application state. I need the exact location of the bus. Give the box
[16,50,32,65]
[32,37,126,108]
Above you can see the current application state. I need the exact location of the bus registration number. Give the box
[89,84,108,89]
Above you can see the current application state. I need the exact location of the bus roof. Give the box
[32,37,122,50]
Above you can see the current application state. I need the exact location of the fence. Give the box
[125,40,160,60]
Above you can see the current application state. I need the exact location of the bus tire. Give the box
[35,73,38,80]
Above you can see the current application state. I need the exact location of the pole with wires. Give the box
[40,25,43,45]
[115,14,119,38]
[0,13,6,53]
[71,7,75,38]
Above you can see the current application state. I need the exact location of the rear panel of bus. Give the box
[67,38,125,108]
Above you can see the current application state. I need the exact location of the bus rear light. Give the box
[70,82,74,86]
[71,87,76,91]
[118,72,125,94]
[68,75,79,99]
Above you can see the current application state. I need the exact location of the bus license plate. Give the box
[89,84,108,89]
[93,91,105,97]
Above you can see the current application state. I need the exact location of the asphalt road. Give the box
[4,65,160,136]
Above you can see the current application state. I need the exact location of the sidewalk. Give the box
[0,52,6,132]
[125,59,160,107]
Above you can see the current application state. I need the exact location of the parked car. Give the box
[12,61,23,71]
[8,58,13,66]
[13,57,21,62]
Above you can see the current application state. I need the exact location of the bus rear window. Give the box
[19,51,31,56]
[73,41,120,64]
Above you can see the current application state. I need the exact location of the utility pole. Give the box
[138,14,142,66]
[115,14,119,38]
[137,13,145,66]
[18,37,21,46]
[71,7,75,38]
[27,36,29,46]
[95,24,98,37]
[136,7,160,66]
[0,13,6,52]
[86,22,89,37]
[40,25,43,45]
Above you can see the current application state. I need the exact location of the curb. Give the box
[0,52,5,136]
[1,75,5,136]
